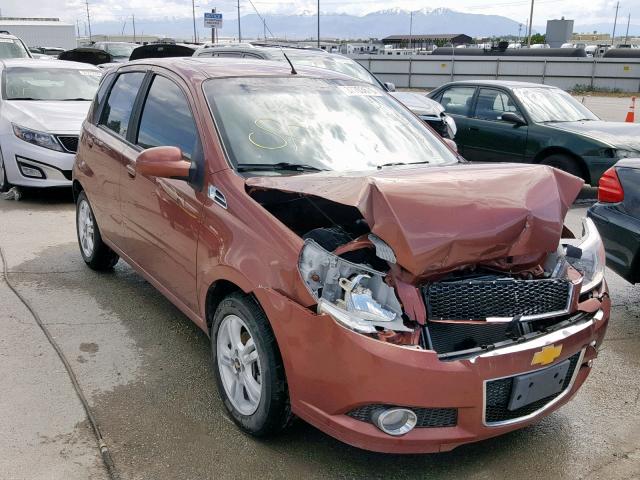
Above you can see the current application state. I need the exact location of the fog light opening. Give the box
[372,408,417,436]
[18,162,45,179]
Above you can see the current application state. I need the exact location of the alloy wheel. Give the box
[77,199,95,258]
[216,314,263,415]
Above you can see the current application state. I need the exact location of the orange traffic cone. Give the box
[625,96,636,123]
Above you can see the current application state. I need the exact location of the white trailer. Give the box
[0,18,75,50]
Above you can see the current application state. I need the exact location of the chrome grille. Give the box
[424,278,572,321]
[57,135,79,153]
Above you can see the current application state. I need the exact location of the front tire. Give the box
[541,153,584,180]
[76,191,119,270]
[211,292,292,436]
[0,152,11,193]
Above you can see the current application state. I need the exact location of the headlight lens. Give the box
[298,240,409,334]
[564,218,605,293]
[614,149,640,159]
[12,124,64,152]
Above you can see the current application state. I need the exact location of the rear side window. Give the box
[440,86,476,117]
[136,75,197,159]
[99,72,145,137]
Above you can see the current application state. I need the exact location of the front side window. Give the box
[4,67,101,101]
[474,88,521,121]
[204,77,457,173]
[0,38,30,59]
[513,87,598,123]
[440,86,476,117]
[136,76,197,159]
[99,72,145,137]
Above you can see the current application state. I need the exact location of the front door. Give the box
[437,85,477,156]
[120,73,205,313]
[463,88,528,163]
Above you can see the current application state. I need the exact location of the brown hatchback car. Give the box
[73,58,610,453]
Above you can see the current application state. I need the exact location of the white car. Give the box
[0,59,101,191]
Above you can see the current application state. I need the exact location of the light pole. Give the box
[526,0,534,46]
[409,11,413,50]
[238,0,242,42]
[611,1,619,46]
[192,0,197,43]
[317,0,320,48]
[85,0,92,41]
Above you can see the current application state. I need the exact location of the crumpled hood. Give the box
[4,100,90,134]
[546,120,640,151]
[246,163,583,276]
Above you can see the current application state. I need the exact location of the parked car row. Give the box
[0,32,633,455]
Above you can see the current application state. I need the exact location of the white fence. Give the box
[350,55,640,92]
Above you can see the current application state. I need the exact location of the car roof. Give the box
[442,80,558,90]
[118,57,354,81]
[195,44,327,57]
[0,33,20,40]
[0,58,101,70]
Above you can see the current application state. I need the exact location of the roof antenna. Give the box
[246,0,297,75]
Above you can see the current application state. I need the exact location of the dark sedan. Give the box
[428,80,640,184]
[588,158,640,283]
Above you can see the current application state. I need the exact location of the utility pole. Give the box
[192,0,197,43]
[237,0,241,42]
[85,0,92,42]
[263,18,266,40]
[211,8,216,43]
[317,0,320,48]
[611,1,619,46]
[132,14,136,43]
[527,0,534,46]
[409,11,413,50]
[624,13,630,45]
[518,23,522,44]
[76,19,80,37]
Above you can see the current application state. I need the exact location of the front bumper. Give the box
[0,132,75,188]
[257,284,610,454]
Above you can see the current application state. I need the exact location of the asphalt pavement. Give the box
[0,97,639,479]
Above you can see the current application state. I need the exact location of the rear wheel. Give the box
[541,153,584,180]
[76,191,119,270]
[211,292,292,436]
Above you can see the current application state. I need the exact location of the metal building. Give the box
[546,18,574,48]
[0,17,75,49]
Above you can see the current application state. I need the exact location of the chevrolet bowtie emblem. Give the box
[531,344,563,366]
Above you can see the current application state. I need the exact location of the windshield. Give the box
[104,43,136,58]
[514,87,599,123]
[4,67,102,100]
[284,52,379,86]
[204,77,457,173]
[0,38,31,59]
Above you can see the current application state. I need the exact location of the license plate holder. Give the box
[507,359,571,411]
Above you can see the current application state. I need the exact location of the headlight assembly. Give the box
[563,218,606,293]
[614,149,640,159]
[12,124,64,152]
[298,240,410,334]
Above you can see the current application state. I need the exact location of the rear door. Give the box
[82,70,146,248]
[433,86,477,156]
[120,70,205,313]
[463,88,528,163]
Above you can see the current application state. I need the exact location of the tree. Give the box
[530,33,546,45]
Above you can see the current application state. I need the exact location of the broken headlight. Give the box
[298,240,410,334]
[564,217,606,293]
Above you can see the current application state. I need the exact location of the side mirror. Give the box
[136,146,191,180]
[501,112,526,126]
[384,82,396,92]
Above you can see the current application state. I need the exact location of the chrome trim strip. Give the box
[468,311,599,362]
[482,349,586,427]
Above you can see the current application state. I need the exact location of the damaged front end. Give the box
[247,163,606,359]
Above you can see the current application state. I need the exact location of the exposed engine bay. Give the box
[246,163,605,359]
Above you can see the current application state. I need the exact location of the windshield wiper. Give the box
[237,162,328,172]
[61,98,92,101]
[377,161,430,169]
[9,97,38,100]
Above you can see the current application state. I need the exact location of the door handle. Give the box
[469,127,480,132]
[126,163,136,178]
[87,137,94,148]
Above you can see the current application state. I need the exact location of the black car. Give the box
[428,80,640,184]
[588,158,640,283]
